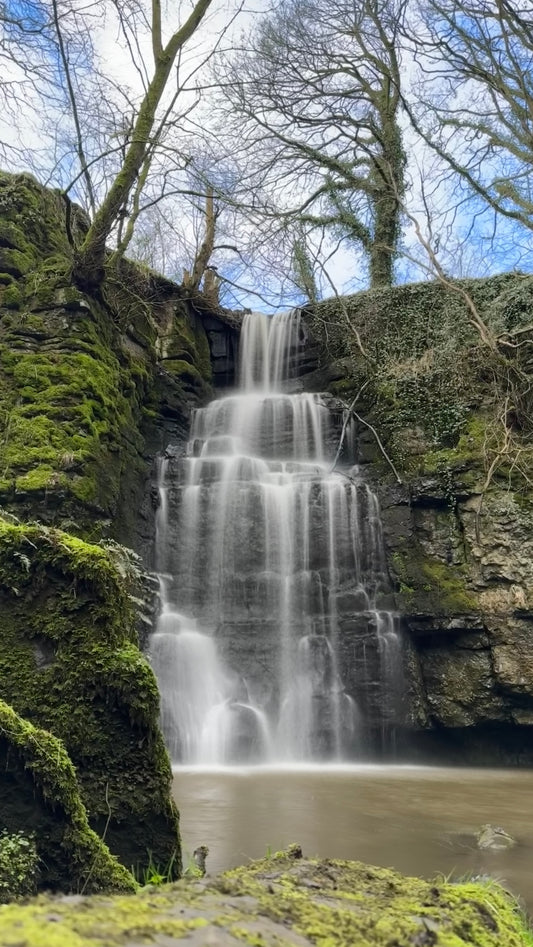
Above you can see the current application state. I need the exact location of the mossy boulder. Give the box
[0,518,180,883]
[0,849,530,945]
[0,700,136,895]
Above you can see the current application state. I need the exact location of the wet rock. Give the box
[476,825,517,851]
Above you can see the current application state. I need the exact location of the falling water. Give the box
[150,310,402,765]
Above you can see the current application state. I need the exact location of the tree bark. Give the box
[73,0,214,289]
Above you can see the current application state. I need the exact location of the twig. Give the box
[352,410,403,484]
[329,380,370,471]
[80,782,113,895]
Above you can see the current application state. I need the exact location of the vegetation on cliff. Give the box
[310,272,533,486]
[0,171,215,536]
[0,171,239,894]
[306,274,533,757]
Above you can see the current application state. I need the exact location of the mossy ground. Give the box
[0,851,530,946]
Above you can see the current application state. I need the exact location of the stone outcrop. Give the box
[0,518,180,884]
[305,275,533,762]
[0,700,136,895]
[0,848,529,946]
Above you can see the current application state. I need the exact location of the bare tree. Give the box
[1,1,250,291]
[214,0,407,288]
[73,0,217,288]
[409,0,533,234]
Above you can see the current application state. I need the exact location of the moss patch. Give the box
[0,700,136,895]
[0,285,150,535]
[0,518,180,884]
[390,545,477,615]
[218,850,531,946]
[0,851,530,946]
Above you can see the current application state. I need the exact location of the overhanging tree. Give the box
[2,0,248,289]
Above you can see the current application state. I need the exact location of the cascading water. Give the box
[150,310,402,765]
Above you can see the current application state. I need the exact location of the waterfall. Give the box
[150,310,401,765]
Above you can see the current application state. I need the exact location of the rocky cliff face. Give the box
[0,171,240,888]
[304,276,533,763]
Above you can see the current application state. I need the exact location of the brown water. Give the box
[173,766,533,909]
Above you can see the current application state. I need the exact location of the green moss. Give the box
[0,853,530,946]
[419,416,493,477]
[0,172,71,261]
[0,289,148,530]
[0,247,34,278]
[0,700,136,895]
[163,307,213,385]
[0,519,181,885]
[1,283,22,310]
[15,466,69,492]
[421,560,478,612]
[390,545,478,615]
[0,171,219,535]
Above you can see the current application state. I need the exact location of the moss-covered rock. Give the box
[0,170,238,891]
[0,171,219,538]
[0,700,136,895]
[0,850,530,945]
[0,518,180,884]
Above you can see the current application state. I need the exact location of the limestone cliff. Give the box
[304,275,533,763]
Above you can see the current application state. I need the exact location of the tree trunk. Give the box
[73,0,214,290]
[369,111,405,289]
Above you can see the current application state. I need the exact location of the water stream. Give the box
[150,310,402,765]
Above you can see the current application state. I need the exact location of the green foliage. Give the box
[0,830,39,903]
[134,850,179,887]
[314,273,533,487]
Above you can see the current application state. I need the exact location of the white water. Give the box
[150,310,401,765]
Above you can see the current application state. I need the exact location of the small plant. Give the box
[133,850,178,887]
[0,830,39,903]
